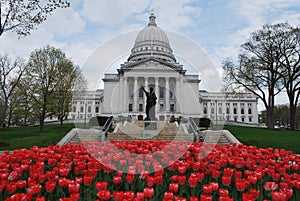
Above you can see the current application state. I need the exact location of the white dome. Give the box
[128,13,176,62]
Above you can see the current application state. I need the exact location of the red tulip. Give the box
[59,168,70,177]
[68,182,80,193]
[144,187,154,199]
[113,176,122,185]
[235,179,247,192]
[222,176,231,186]
[189,196,198,201]
[195,172,204,182]
[211,182,219,192]
[136,192,144,200]
[83,175,93,186]
[36,196,46,201]
[200,194,212,201]
[96,181,108,191]
[45,180,56,193]
[177,165,187,174]
[271,191,286,201]
[124,191,135,200]
[126,174,135,184]
[70,193,80,201]
[16,180,26,189]
[6,182,17,194]
[169,183,179,193]
[249,188,260,200]
[223,168,234,177]
[248,175,257,185]
[202,184,213,194]
[188,174,198,188]
[27,184,41,196]
[8,171,19,181]
[97,190,111,200]
[219,189,229,197]
[164,192,173,200]
[113,191,124,201]
[242,192,255,201]
[177,175,186,185]
[264,181,278,191]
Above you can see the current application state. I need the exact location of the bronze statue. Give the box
[141,86,157,120]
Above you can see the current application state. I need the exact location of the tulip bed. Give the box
[0,141,300,201]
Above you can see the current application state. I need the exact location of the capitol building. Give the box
[69,13,258,124]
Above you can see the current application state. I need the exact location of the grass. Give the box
[0,123,299,154]
[224,125,300,154]
[0,123,75,151]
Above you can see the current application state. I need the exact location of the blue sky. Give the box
[1,0,300,110]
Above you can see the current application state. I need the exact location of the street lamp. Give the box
[84,102,87,128]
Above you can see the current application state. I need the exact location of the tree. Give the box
[53,63,86,128]
[21,45,77,132]
[0,0,70,37]
[223,24,286,129]
[276,24,300,130]
[0,53,25,128]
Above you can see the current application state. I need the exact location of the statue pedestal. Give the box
[143,121,157,138]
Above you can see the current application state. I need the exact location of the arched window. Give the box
[241,108,245,114]
[139,86,143,98]
[88,106,91,113]
[170,84,174,99]
[159,86,164,98]
[218,107,222,114]
[233,108,237,114]
[80,106,84,113]
[129,84,133,98]
[248,108,252,114]
[72,106,76,112]
[211,107,215,114]
[95,107,99,113]
[203,107,207,114]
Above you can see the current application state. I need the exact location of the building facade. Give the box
[69,13,258,124]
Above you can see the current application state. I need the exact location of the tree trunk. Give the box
[60,117,63,128]
[39,118,44,133]
[267,106,275,129]
[289,102,296,130]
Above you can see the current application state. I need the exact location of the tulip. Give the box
[45,180,56,193]
[164,192,174,200]
[36,197,46,201]
[202,184,213,194]
[70,193,80,201]
[68,182,80,193]
[6,182,17,194]
[83,175,93,186]
[189,196,198,201]
[113,191,124,201]
[124,191,135,200]
[264,181,278,191]
[271,191,286,201]
[200,194,213,201]
[222,176,231,186]
[113,176,122,185]
[144,187,154,199]
[95,181,108,191]
[188,174,198,188]
[177,175,186,185]
[126,174,135,184]
[97,190,111,200]
[169,183,179,193]
[136,192,144,200]
[211,182,219,192]
[16,180,26,189]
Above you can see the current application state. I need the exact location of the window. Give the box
[241,108,244,114]
[241,117,245,122]
[129,104,133,112]
[139,104,143,112]
[80,107,84,113]
[72,106,76,112]
[226,103,230,106]
[233,108,237,114]
[218,108,222,114]
[170,104,175,112]
[249,117,252,122]
[170,85,174,99]
[88,106,91,113]
[129,84,133,98]
[226,107,230,114]
[211,108,215,114]
[159,86,164,98]
[139,87,144,98]
[95,107,99,113]
[203,107,207,114]
[160,104,164,112]
[234,117,237,122]
[248,108,252,114]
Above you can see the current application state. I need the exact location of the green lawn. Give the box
[0,124,75,151]
[224,125,300,154]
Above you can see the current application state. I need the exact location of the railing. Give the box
[102,116,114,140]
[187,117,203,142]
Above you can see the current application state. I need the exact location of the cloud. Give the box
[45,7,85,36]
[81,0,150,24]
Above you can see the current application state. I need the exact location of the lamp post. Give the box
[84,102,87,128]
[215,100,218,128]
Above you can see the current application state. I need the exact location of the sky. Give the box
[1,0,300,111]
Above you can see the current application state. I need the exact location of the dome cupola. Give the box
[127,12,176,62]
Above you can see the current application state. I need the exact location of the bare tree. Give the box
[223,23,287,129]
[276,24,300,130]
[0,0,69,37]
[0,53,25,127]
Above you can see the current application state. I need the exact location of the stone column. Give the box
[144,77,148,113]
[133,77,138,112]
[155,77,159,118]
[166,77,170,112]
[175,79,179,113]
[123,77,127,113]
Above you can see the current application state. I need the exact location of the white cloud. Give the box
[45,7,85,36]
[81,0,150,24]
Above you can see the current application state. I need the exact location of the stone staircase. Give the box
[57,122,240,146]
